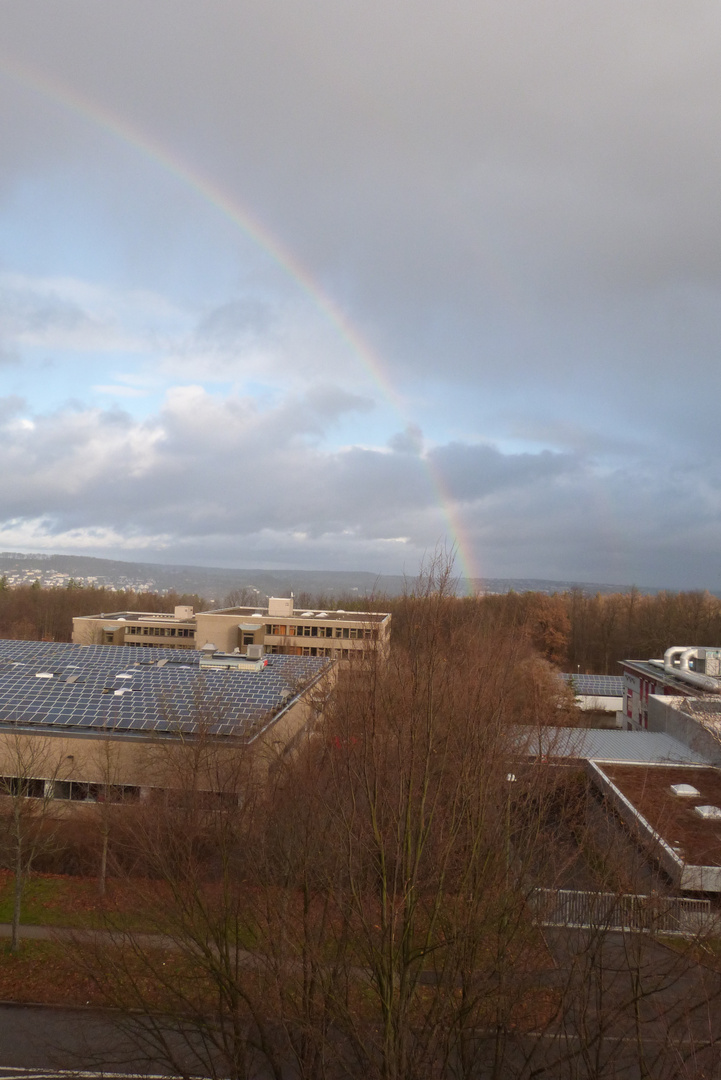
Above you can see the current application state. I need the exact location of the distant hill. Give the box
[0,551,667,603]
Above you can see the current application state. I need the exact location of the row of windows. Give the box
[0,778,238,807]
[0,777,140,803]
[125,626,195,638]
[123,641,192,649]
[269,645,358,659]
[269,624,375,640]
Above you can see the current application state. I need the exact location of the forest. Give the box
[3,575,721,675]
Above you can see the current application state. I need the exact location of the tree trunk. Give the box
[11,850,23,954]
[98,827,108,898]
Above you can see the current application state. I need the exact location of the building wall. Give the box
[72,615,196,649]
[0,673,331,800]
[620,665,687,730]
[73,606,390,661]
[647,696,721,766]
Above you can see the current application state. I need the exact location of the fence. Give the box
[530,888,714,936]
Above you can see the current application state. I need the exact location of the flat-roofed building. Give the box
[620,646,721,730]
[590,761,721,892]
[73,597,391,661]
[0,638,333,800]
[73,606,197,649]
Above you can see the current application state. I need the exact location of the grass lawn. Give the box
[0,939,106,1006]
[0,870,160,931]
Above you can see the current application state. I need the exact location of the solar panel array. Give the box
[0,640,331,740]
[559,673,625,696]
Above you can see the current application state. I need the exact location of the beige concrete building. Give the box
[0,639,333,801]
[73,597,391,660]
[72,606,197,650]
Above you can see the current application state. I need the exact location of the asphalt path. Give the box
[1,922,721,1078]
[0,1005,165,1074]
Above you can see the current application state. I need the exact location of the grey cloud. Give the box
[195,298,275,346]
[429,442,576,501]
[0,395,25,422]
[0,392,714,587]
[0,279,98,341]
[388,424,424,455]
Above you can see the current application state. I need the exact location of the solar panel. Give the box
[0,639,330,742]
[559,673,625,696]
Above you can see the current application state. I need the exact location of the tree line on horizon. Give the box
[2,575,721,675]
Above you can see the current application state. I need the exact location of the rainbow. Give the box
[0,52,480,590]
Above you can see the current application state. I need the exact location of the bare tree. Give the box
[0,732,68,952]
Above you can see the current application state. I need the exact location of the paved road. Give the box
[1,922,721,1078]
[0,1005,167,1074]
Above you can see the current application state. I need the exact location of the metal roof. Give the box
[514,726,709,764]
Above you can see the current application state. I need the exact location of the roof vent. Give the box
[695,805,721,820]
[301,611,314,617]
[315,612,328,618]
[671,784,700,797]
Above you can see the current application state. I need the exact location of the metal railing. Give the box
[530,888,713,936]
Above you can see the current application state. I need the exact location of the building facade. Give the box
[73,597,391,660]
[620,647,721,729]
[0,639,333,800]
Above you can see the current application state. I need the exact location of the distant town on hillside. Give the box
[0,551,677,602]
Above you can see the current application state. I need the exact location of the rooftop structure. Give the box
[590,761,721,892]
[620,646,721,730]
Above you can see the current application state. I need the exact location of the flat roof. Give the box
[0,639,331,742]
[517,726,708,765]
[597,763,721,870]
[213,606,390,623]
[74,611,195,624]
[75,607,390,625]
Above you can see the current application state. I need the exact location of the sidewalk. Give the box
[0,922,175,950]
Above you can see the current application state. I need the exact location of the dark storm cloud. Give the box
[429,442,576,501]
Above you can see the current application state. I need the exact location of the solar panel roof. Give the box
[0,640,331,742]
[559,673,625,696]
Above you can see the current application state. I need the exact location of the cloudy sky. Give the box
[1,2,720,589]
